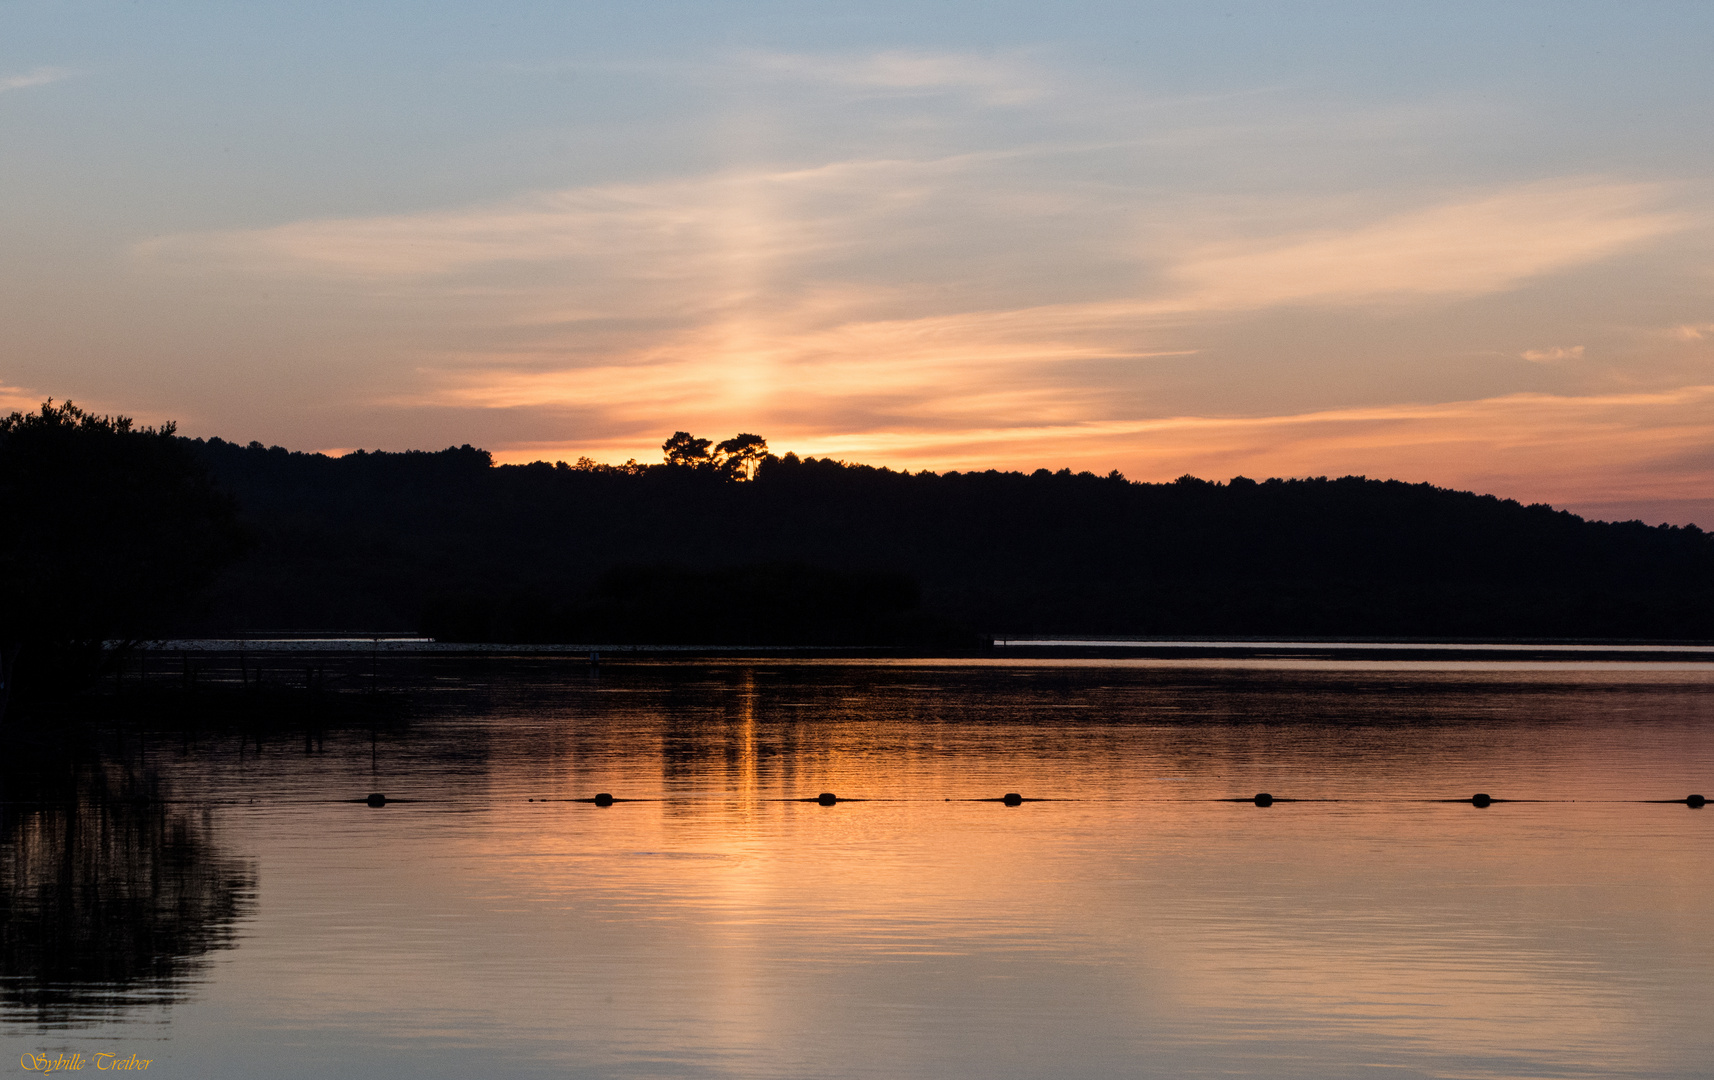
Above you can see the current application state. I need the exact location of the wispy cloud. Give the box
[745,50,1049,104]
[1522,345,1584,363]
[141,159,907,281]
[1,66,73,92]
[141,169,1682,320]
[0,383,46,411]
[1156,181,1683,311]
[139,164,1698,484]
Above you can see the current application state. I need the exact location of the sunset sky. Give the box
[4,2,1712,524]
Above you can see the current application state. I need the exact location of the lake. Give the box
[4,654,1712,1079]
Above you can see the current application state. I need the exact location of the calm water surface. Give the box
[4,658,1712,1079]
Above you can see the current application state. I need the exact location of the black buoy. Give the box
[1002,792,1023,806]
[366,793,386,807]
[1688,794,1706,808]
[1253,793,1273,807]
[593,792,615,807]
[817,792,838,806]
[1472,793,1492,808]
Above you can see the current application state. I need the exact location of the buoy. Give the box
[1689,794,1706,808]
[1253,793,1273,807]
[817,792,838,806]
[593,792,614,807]
[1002,793,1023,806]
[366,793,386,807]
[1471,793,1492,808]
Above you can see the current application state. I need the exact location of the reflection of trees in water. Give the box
[0,747,256,1028]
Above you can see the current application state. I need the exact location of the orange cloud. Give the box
[1521,345,1585,362]
[136,162,1709,525]
[1158,180,1681,311]
[0,383,45,412]
[356,179,1681,439]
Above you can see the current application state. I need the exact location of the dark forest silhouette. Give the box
[0,402,246,718]
[174,426,1714,644]
[5,401,1713,671]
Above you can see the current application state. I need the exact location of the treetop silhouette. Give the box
[661,430,770,479]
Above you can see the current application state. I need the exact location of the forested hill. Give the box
[182,437,1714,643]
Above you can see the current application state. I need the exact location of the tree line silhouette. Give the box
[183,425,1713,644]
[4,401,1712,708]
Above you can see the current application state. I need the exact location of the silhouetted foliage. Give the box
[0,402,246,717]
[661,430,713,469]
[658,430,770,479]
[175,434,1714,643]
[713,433,769,479]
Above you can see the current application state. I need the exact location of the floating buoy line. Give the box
[6,792,1701,810]
[363,791,1709,808]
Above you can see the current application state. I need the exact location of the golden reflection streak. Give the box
[740,669,759,816]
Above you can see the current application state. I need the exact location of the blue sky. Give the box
[4,1,1712,522]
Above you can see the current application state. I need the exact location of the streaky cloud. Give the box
[0,66,73,92]
[1521,345,1584,363]
[134,161,1702,525]
[742,49,1050,104]
[1156,180,1687,311]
